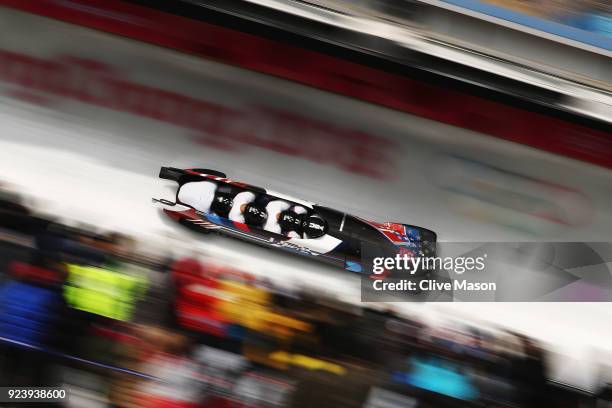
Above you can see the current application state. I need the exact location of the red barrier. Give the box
[0,0,610,168]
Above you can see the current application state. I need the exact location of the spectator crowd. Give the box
[0,186,610,407]
[484,0,612,36]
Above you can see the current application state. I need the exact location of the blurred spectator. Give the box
[558,0,612,37]
[0,260,65,386]
[485,0,550,18]
[482,0,612,37]
[508,334,551,407]
[109,325,193,408]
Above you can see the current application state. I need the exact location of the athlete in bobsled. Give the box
[157,167,436,275]
[177,180,308,237]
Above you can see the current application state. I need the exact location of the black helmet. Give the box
[301,215,328,238]
[243,203,268,227]
[279,210,303,233]
[210,193,233,218]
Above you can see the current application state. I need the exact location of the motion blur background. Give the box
[0,0,611,407]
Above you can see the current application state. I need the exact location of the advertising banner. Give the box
[1,0,611,169]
